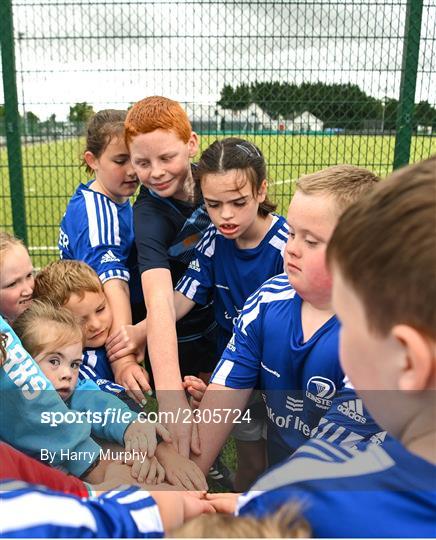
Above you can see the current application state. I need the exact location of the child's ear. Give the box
[187,132,199,158]
[258,179,268,202]
[83,151,98,172]
[393,325,435,391]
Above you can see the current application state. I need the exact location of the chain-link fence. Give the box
[1,0,435,267]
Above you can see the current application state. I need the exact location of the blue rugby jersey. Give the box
[59,181,142,303]
[176,215,288,356]
[1,482,163,538]
[237,437,436,538]
[211,273,344,465]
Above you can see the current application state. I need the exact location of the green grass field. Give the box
[1,133,435,268]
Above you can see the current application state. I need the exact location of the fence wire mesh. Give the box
[1,0,435,267]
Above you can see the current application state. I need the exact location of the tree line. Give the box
[1,87,436,135]
[217,82,436,131]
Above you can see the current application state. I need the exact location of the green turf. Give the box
[1,133,435,268]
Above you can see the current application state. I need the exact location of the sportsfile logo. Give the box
[100,250,120,264]
[188,258,201,272]
[306,376,336,410]
[337,399,367,424]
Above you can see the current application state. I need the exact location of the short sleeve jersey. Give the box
[1,482,164,538]
[176,215,288,355]
[133,183,215,337]
[59,181,142,304]
[237,437,436,538]
[211,273,344,465]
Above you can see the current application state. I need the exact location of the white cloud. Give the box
[1,0,434,120]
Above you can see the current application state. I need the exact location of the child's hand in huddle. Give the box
[155,442,208,491]
[124,419,172,458]
[106,322,147,364]
[112,361,152,405]
[183,375,207,409]
[129,454,165,485]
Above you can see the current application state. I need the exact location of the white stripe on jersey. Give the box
[240,440,395,501]
[2,490,97,533]
[96,194,106,245]
[239,286,295,335]
[177,276,200,299]
[197,226,216,257]
[212,359,235,386]
[131,505,164,535]
[103,198,112,244]
[84,350,97,369]
[82,190,100,247]
[109,199,120,245]
[243,274,291,311]
[269,234,286,253]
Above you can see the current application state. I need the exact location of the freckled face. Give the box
[129,129,198,201]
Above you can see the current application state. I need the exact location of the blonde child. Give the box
[13,300,168,483]
[210,156,436,538]
[0,232,34,323]
[191,165,380,474]
[59,109,149,400]
[33,260,207,490]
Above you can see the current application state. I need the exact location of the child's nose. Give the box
[286,236,302,257]
[60,368,73,381]
[220,204,234,220]
[151,164,165,178]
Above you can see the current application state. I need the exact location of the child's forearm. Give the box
[173,290,196,321]
[103,278,133,332]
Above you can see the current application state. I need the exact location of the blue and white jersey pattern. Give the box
[1,481,164,538]
[79,362,124,396]
[59,182,135,285]
[237,437,436,538]
[211,273,344,465]
[312,385,388,452]
[176,215,288,353]
[79,346,121,392]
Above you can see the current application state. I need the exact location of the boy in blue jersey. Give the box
[191,165,380,472]
[33,260,132,398]
[59,110,149,401]
[207,156,436,538]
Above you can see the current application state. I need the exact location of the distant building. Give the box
[417,124,433,135]
[186,103,274,133]
[277,111,324,132]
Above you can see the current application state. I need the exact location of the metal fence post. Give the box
[393,0,424,170]
[0,0,27,243]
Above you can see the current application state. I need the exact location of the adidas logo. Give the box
[337,399,367,424]
[227,334,236,352]
[100,250,120,264]
[370,431,387,446]
[285,396,303,412]
[188,258,201,272]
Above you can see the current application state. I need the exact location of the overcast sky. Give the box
[2,0,435,120]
